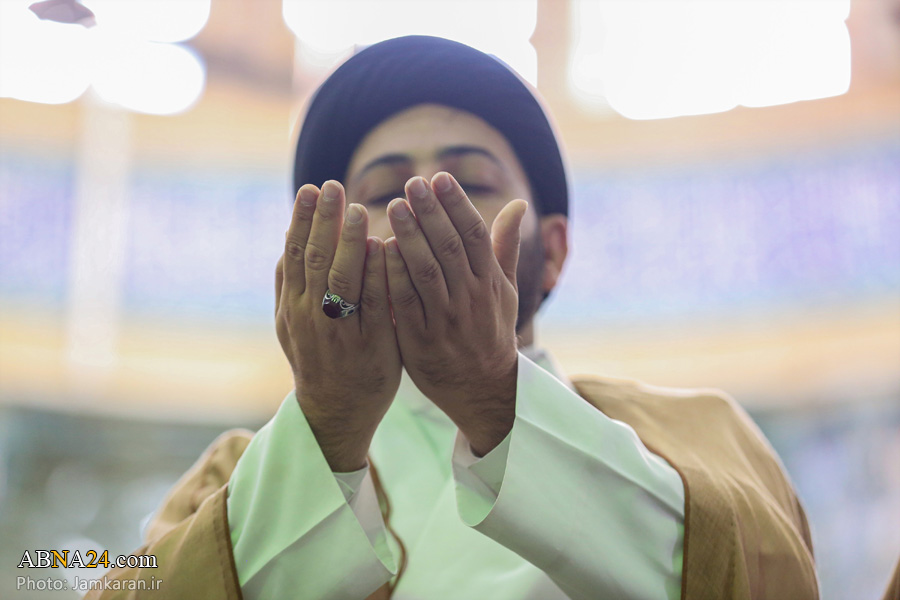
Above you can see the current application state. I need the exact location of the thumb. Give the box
[275,254,285,316]
[491,199,529,291]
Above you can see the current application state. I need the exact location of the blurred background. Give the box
[0,0,898,598]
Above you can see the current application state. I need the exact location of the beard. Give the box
[514,217,546,335]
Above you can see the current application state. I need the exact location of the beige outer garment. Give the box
[85,374,820,599]
[882,556,900,600]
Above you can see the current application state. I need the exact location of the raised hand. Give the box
[383,172,528,457]
[275,180,402,472]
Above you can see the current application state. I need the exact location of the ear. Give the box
[540,215,568,294]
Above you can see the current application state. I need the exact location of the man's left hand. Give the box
[384,172,528,457]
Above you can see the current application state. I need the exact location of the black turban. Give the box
[292,35,569,218]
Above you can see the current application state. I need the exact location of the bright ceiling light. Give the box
[283,0,538,85]
[569,0,852,120]
[0,0,207,113]
[91,39,205,115]
[0,2,91,104]
[88,0,210,43]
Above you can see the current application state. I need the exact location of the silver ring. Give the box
[322,288,360,319]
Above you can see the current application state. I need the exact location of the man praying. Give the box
[88,35,818,600]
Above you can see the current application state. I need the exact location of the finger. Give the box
[404,176,469,296]
[387,197,450,311]
[328,203,368,308]
[384,236,426,332]
[491,199,529,291]
[359,237,392,336]
[283,184,320,296]
[274,254,294,364]
[275,254,285,316]
[431,171,494,278]
[305,180,345,300]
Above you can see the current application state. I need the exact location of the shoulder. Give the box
[569,372,743,419]
[191,428,257,494]
[170,428,258,503]
[143,428,257,542]
[570,371,727,400]
[571,373,805,522]
[570,372,774,455]
[203,428,256,463]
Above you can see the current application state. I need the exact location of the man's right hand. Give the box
[275,180,402,472]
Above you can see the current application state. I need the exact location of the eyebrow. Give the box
[351,145,505,184]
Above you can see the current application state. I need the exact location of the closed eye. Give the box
[366,184,495,206]
[460,184,494,197]
[368,192,402,206]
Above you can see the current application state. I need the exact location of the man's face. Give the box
[344,104,548,333]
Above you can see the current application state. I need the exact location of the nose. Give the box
[357,164,452,241]
[409,161,442,191]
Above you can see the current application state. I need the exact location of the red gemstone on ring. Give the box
[323,300,343,319]
[322,289,358,319]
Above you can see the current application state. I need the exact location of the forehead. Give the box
[346,104,528,184]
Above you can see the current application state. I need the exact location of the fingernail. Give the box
[367,238,379,255]
[322,181,340,203]
[299,187,317,206]
[390,199,410,219]
[346,204,364,224]
[409,177,428,199]
[385,237,399,254]
[434,172,453,193]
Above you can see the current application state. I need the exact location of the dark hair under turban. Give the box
[292,35,569,218]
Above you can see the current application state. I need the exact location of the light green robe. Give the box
[227,347,686,599]
[84,345,818,600]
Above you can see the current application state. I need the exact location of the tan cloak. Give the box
[882,557,900,600]
[85,375,819,599]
